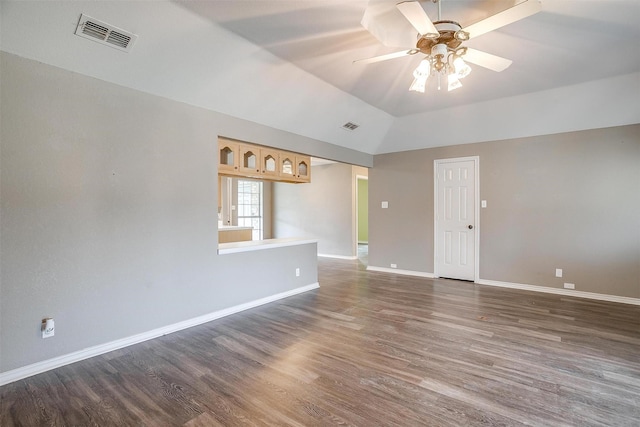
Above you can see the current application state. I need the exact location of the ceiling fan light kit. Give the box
[410,58,431,92]
[357,0,542,94]
[409,37,471,93]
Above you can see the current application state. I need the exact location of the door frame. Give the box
[433,156,480,282]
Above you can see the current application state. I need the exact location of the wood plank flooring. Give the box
[2,258,639,426]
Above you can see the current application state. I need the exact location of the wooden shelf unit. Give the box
[218,137,311,184]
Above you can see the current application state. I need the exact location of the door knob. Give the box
[468,225,474,229]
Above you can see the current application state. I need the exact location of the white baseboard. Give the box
[476,279,640,306]
[318,253,358,260]
[364,269,639,305]
[0,283,320,387]
[367,265,436,278]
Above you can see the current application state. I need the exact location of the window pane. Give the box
[236,179,263,240]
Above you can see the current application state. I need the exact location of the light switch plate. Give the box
[555,268,563,278]
[481,200,487,208]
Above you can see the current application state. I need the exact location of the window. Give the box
[237,180,263,240]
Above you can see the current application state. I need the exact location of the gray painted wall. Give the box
[369,125,640,298]
[273,163,356,257]
[0,52,372,373]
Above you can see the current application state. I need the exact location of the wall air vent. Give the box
[74,14,138,52]
[342,122,360,131]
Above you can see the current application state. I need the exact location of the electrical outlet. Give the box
[42,318,55,338]
[390,263,397,269]
[564,283,575,290]
[381,201,389,209]
[295,268,300,277]
[555,268,563,278]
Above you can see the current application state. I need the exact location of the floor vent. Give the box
[74,14,138,52]
[342,122,360,131]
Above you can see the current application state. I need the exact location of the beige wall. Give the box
[369,125,640,298]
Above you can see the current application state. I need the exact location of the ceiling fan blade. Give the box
[361,1,418,47]
[396,1,439,38]
[463,48,512,72]
[353,49,419,65]
[461,0,542,39]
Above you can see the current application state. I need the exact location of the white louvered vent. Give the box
[74,14,138,52]
[342,122,360,131]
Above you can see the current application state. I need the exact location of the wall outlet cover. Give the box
[563,283,575,289]
[42,318,55,338]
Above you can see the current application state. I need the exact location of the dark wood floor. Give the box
[2,258,639,426]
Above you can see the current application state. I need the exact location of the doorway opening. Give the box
[356,175,369,265]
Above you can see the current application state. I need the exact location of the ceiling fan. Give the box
[355,0,542,92]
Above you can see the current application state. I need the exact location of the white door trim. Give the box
[434,156,480,282]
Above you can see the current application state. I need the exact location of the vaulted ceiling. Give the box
[2,1,639,155]
[179,0,640,117]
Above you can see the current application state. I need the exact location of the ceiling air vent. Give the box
[342,122,360,131]
[74,14,138,52]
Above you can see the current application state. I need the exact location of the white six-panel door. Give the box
[435,157,478,281]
